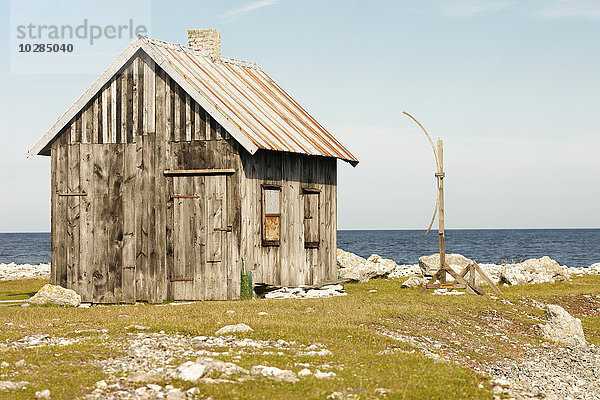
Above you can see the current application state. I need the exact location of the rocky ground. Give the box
[2,254,600,399]
[84,329,342,399]
[0,263,50,281]
[376,293,600,400]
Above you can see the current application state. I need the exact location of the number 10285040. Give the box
[18,43,74,53]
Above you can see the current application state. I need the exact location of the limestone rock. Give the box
[313,370,336,379]
[500,256,569,286]
[367,254,399,275]
[166,388,186,400]
[419,253,473,277]
[27,284,81,307]
[401,276,428,288]
[298,368,312,377]
[0,381,29,391]
[194,357,249,377]
[176,361,208,381]
[127,371,158,383]
[250,365,298,382]
[35,389,51,399]
[388,264,422,279]
[539,304,586,347]
[215,323,253,336]
[337,250,394,282]
[176,357,249,382]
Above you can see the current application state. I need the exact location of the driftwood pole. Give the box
[436,139,446,284]
[403,111,502,296]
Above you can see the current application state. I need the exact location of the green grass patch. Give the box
[0,276,599,399]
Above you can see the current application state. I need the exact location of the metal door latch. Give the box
[214,226,232,232]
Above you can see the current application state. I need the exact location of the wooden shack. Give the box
[28,30,358,303]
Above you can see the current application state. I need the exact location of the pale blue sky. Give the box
[1,0,599,231]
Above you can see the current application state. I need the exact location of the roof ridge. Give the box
[141,35,212,59]
[141,35,260,69]
[220,56,261,70]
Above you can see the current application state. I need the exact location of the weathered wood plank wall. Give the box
[50,51,242,303]
[239,151,337,287]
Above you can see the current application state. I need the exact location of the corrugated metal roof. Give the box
[143,37,357,164]
[28,35,357,165]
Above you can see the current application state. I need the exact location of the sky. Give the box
[0,0,598,231]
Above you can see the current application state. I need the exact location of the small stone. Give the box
[226,310,235,314]
[368,289,377,293]
[258,312,268,315]
[187,387,199,395]
[492,385,503,395]
[166,388,186,400]
[135,387,148,395]
[0,362,9,368]
[401,276,428,288]
[215,323,253,336]
[35,389,51,399]
[147,384,162,392]
[14,359,25,368]
[177,361,207,381]
[95,380,108,390]
[313,370,336,379]
[0,381,29,391]
[298,368,312,377]
[78,303,92,308]
[250,365,298,383]
[128,371,156,383]
[375,388,391,396]
[125,325,151,330]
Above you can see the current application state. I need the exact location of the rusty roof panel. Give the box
[144,37,358,164]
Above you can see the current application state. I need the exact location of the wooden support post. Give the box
[437,139,446,284]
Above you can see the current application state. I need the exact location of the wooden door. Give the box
[169,175,228,300]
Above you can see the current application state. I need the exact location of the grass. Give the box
[0,276,599,399]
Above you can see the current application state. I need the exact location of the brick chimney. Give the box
[187,29,221,59]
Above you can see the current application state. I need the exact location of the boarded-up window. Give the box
[303,188,320,248]
[262,185,281,246]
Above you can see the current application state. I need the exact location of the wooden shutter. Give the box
[303,189,320,248]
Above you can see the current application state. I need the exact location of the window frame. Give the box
[302,187,321,249]
[261,184,281,246]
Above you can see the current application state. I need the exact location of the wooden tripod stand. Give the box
[403,112,501,296]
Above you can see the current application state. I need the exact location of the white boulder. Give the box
[337,250,397,282]
[215,323,253,336]
[500,256,569,286]
[401,276,428,288]
[27,284,81,307]
[539,304,586,347]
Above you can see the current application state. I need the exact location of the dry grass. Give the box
[1,275,599,399]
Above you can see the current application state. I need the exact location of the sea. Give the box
[0,229,598,268]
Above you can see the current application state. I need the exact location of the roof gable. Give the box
[28,35,358,165]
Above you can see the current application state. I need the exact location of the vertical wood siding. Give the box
[51,52,241,303]
[239,151,337,287]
